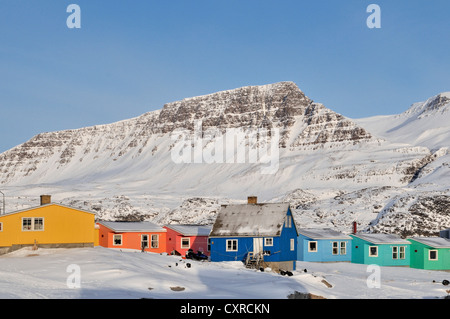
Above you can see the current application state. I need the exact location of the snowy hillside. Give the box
[0,82,449,236]
[1,246,449,300]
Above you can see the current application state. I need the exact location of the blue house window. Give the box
[308,241,317,252]
[264,238,273,246]
[332,241,347,255]
[226,239,238,252]
[284,216,292,228]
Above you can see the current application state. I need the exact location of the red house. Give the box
[164,224,212,257]
[97,221,167,254]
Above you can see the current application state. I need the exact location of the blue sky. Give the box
[1,0,450,152]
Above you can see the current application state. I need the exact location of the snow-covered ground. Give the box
[0,247,449,300]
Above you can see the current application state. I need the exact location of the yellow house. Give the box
[0,195,99,255]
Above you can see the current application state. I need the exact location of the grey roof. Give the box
[298,228,352,240]
[210,203,295,237]
[97,221,166,233]
[164,224,212,236]
[351,233,411,245]
[408,237,450,248]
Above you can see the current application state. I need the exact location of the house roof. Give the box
[0,203,96,217]
[164,224,212,236]
[97,221,166,233]
[209,203,295,237]
[351,233,411,245]
[298,228,352,240]
[408,237,450,248]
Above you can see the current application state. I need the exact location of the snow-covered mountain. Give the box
[0,82,449,236]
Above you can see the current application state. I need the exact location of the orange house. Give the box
[97,221,167,253]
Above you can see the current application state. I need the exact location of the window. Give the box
[340,242,347,255]
[181,238,190,249]
[113,234,122,246]
[332,242,339,255]
[226,239,238,252]
[290,238,295,251]
[22,217,44,231]
[22,218,32,231]
[0,222,3,231]
[284,215,292,228]
[392,246,406,259]
[392,246,398,259]
[264,238,273,246]
[332,241,347,255]
[399,246,405,259]
[429,250,438,261]
[34,218,44,231]
[207,238,211,252]
[369,246,378,257]
[141,235,149,249]
[308,241,317,252]
[151,234,159,248]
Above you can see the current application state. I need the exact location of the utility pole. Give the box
[0,191,4,215]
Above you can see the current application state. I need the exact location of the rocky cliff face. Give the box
[0,81,448,237]
[0,82,374,184]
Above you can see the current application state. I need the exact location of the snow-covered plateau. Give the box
[1,246,449,300]
[0,82,449,236]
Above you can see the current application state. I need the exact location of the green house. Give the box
[408,237,450,270]
[350,233,411,267]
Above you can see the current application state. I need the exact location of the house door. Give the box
[141,235,149,251]
[253,238,263,255]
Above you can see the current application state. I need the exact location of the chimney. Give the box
[352,221,357,234]
[40,195,51,206]
[247,196,257,204]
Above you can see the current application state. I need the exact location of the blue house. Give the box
[209,197,298,272]
[297,228,352,262]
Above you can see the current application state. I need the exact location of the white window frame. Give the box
[429,249,438,261]
[290,238,295,251]
[369,246,378,257]
[181,237,190,249]
[308,241,318,252]
[141,234,149,249]
[340,241,347,255]
[22,217,44,231]
[151,234,159,249]
[332,241,339,255]
[392,246,398,259]
[0,222,3,232]
[113,234,122,246]
[392,246,406,260]
[399,246,405,259]
[226,239,238,252]
[284,215,292,228]
[264,238,273,246]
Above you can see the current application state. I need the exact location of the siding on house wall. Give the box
[298,235,352,262]
[97,223,167,254]
[210,208,297,270]
[165,227,210,256]
[408,239,450,270]
[0,204,96,252]
[350,235,410,266]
